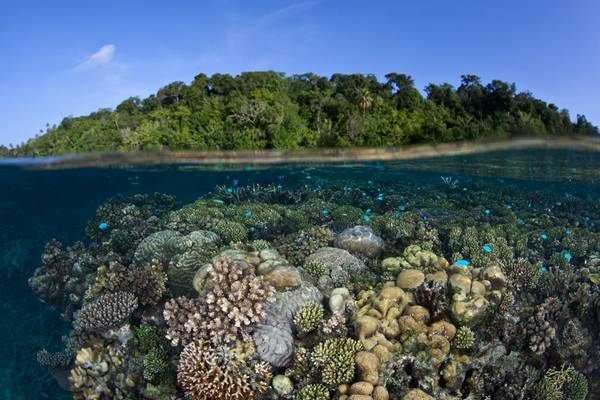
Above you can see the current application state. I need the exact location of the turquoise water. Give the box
[2,146,600,399]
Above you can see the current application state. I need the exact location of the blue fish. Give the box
[565,228,573,235]
[365,208,372,214]
[244,211,252,217]
[232,179,239,186]
[321,209,330,216]
[376,193,385,201]
[484,209,491,215]
[276,184,283,189]
[363,214,371,222]
[454,259,470,267]
[226,187,233,193]
[98,222,109,230]
[506,204,512,209]
[540,233,548,240]
[482,245,492,253]
[564,252,573,261]
[540,265,549,273]
[399,205,406,212]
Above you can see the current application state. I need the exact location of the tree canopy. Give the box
[3,71,597,156]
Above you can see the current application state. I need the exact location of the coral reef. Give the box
[27,178,600,400]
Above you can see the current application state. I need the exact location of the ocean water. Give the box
[2,141,600,399]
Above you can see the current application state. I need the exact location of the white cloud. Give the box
[73,44,116,71]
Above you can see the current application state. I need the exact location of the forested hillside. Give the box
[3,71,597,156]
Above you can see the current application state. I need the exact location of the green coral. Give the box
[213,220,248,243]
[142,348,170,384]
[453,326,475,350]
[330,205,363,231]
[297,384,330,400]
[311,337,363,386]
[534,364,588,400]
[293,302,324,334]
[249,239,271,252]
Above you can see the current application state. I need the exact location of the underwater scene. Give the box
[4,146,600,400]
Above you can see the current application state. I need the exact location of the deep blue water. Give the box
[2,148,600,399]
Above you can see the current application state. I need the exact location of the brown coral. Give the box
[73,291,138,332]
[524,297,562,355]
[177,339,271,400]
[164,256,275,346]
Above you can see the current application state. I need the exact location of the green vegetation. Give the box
[3,71,597,156]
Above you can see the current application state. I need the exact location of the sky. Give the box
[1,0,599,146]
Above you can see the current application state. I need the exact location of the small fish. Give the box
[212,199,225,204]
[565,228,573,235]
[484,209,491,215]
[454,259,470,267]
[540,233,548,240]
[321,209,330,216]
[226,187,233,193]
[244,211,252,217]
[506,204,512,209]
[276,184,282,189]
[398,205,406,212]
[564,252,573,261]
[376,193,385,201]
[232,179,239,186]
[363,215,371,222]
[482,245,492,253]
[98,222,109,230]
[365,208,372,214]
[540,265,549,273]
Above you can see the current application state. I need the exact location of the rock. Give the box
[271,375,293,395]
[264,266,302,290]
[338,384,350,394]
[349,381,374,395]
[396,269,425,290]
[373,386,389,400]
[481,264,507,290]
[427,270,448,283]
[335,225,385,258]
[449,273,471,296]
[403,389,433,400]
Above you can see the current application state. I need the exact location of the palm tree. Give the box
[358,88,373,114]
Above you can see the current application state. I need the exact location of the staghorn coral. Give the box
[177,339,271,400]
[293,301,324,334]
[73,291,138,332]
[311,337,363,385]
[164,256,275,346]
[534,364,588,400]
[501,257,536,294]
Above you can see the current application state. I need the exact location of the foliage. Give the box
[6,72,597,156]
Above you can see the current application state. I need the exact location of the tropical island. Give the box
[2,71,597,157]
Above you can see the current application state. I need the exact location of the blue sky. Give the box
[1,0,599,146]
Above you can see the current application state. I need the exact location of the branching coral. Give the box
[311,337,363,385]
[164,256,275,346]
[534,364,588,400]
[524,297,562,355]
[298,384,330,400]
[177,339,271,400]
[293,301,324,334]
[73,291,138,332]
[414,280,448,322]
